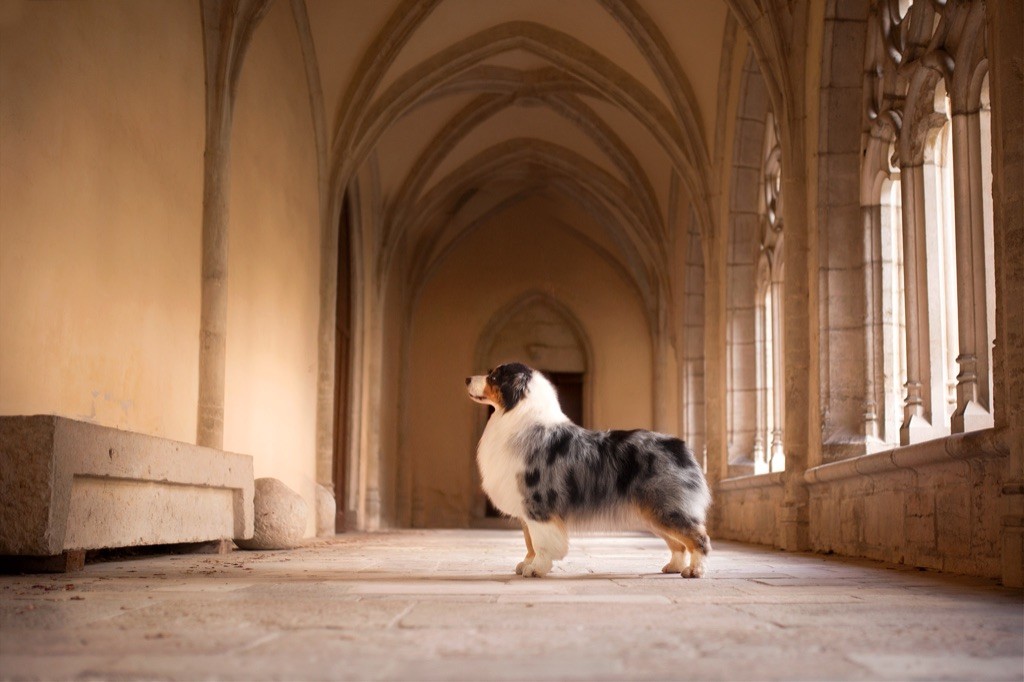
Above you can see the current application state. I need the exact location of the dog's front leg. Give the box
[516,520,536,575]
[520,518,568,578]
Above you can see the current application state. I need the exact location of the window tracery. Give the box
[862,0,995,446]
[755,116,784,474]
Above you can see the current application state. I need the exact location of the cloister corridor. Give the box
[1,531,1021,681]
[3,0,1024,679]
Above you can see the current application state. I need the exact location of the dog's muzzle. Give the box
[466,375,488,402]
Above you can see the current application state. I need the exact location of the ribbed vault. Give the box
[311,0,730,293]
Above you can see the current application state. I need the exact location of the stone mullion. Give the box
[862,204,883,442]
[753,285,767,471]
[898,163,935,445]
[769,273,785,469]
[950,110,994,432]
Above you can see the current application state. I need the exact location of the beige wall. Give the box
[0,1,204,443]
[223,0,321,537]
[403,199,654,527]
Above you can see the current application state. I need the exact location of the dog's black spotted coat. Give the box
[517,423,706,527]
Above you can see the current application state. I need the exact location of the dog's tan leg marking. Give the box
[516,521,536,575]
[650,528,690,574]
[521,517,568,578]
[674,528,709,579]
[641,510,710,578]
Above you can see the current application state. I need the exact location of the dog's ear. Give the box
[498,364,531,411]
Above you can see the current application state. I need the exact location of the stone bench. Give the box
[0,415,253,557]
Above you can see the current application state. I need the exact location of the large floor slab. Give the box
[0,530,1021,681]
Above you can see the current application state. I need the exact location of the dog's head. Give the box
[465,363,533,412]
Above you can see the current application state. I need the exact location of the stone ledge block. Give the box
[0,415,254,555]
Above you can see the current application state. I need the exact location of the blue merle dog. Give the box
[466,362,711,578]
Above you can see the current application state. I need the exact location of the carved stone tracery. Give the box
[862,0,994,445]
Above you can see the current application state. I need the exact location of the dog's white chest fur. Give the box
[475,375,569,519]
[477,414,527,518]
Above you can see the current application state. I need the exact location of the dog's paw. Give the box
[680,563,706,579]
[515,561,528,575]
[521,556,552,578]
[662,561,685,574]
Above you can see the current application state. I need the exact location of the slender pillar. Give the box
[779,167,809,552]
[950,110,994,432]
[862,204,882,441]
[769,274,785,470]
[197,112,231,449]
[898,164,935,444]
[195,0,271,449]
[753,289,767,472]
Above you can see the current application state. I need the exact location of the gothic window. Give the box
[726,51,770,475]
[862,0,995,447]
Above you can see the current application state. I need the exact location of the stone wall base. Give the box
[0,415,254,556]
[712,472,785,546]
[712,428,1011,580]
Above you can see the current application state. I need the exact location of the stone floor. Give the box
[0,530,1021,681]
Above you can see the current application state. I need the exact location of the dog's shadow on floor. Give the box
[341,571,667,582]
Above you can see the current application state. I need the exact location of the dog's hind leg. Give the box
[516,520,536,575]
[520,517,568,578]
[649,528,691,574]
[645,512,711,578]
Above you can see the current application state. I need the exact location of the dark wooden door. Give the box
[545,371,584,426]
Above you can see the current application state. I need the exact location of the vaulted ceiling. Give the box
[305,0,731,309]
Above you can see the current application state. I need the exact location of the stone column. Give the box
[196,0,271,449]
[862,203,882,441]
[986,0,1024,589]
[778,165,810,552]
[703,229,728,491]
[769,273,785,470]
[950,109,994,433]
[897,164,935,445]
[752,283,767,471]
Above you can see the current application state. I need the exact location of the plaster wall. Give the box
[0,1,204,442]
[222,0,321,536]
[404,200,654,528]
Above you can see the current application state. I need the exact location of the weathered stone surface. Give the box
[236,478,308,550]
[315,484,336,537]
[0,531,1020,681]
[0,416,254,555]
